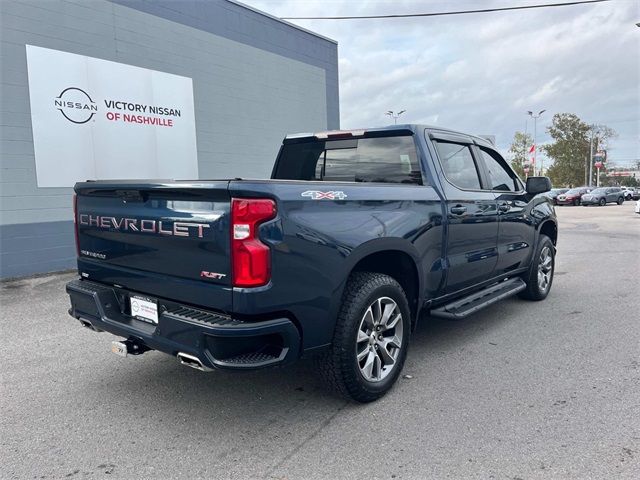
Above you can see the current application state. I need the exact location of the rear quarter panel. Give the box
[229,180,444,350]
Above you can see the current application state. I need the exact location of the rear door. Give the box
[605,188,613,202]
[473,145,534,276]
[429,133,499,293]
[608,188,620,202]
[75,181,232,311]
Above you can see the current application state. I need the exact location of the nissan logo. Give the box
[54,87,97,124]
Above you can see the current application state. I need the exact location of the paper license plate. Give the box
[129,295,158,324]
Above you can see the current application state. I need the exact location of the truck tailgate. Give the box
[75,181,232,312]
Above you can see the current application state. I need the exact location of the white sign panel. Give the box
[26,45,198,187]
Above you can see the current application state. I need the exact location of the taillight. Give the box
[231,198,276,287]
[73,193,80,257]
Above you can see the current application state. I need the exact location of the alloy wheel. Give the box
[537,246,553,294]
[356,297,404,382]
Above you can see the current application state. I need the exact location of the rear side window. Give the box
[478,148,521,192]
[433,141,481,190]
[273,135,423,184]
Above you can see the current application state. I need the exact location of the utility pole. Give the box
[385,110,406,125]
[588,126,594,187]
[527,110,545,175]
[584,157,588,186]
[523,119,529,176]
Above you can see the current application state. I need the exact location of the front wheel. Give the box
[617,197,624,205]
[519,235,555,301]
[599,198,606,206]
[318,272,411,403]
[573,199,580,206]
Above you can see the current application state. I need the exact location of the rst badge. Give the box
[201,271,226,280]
[301,190,348,200]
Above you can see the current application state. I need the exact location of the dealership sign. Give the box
[26,45,198,187]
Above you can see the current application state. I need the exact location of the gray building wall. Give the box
[0,0,339,278]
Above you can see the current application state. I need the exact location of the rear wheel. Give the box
[318,272,411,403]
[573,198,580,206]
[599,198,606,206]
[617,197,624,205]
[519,235,555,301]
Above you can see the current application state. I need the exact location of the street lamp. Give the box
[385,110,406,124]
[527,109,546,175]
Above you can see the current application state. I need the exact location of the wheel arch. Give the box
[335,239,423,329]
[538,219,558,246]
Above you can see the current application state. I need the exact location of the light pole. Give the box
[385,110,406,125]
[588,126,594,187]
[527,109,546,175]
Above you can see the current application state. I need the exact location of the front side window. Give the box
[478,148,520,192]
[433,141,481,190]
[273,135,423,184]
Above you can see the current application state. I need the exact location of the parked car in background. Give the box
[622,187,634,200]
[631,187,640,201]
[581,187,625,206]
[556,187,591,206]
[543,188,569,205]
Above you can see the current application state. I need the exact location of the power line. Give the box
[281,0,611,20]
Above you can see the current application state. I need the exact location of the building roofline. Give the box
[226,0,338,45]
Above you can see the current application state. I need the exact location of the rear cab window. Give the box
[272,135,424,185]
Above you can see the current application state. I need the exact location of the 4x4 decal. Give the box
[301,190,348,200]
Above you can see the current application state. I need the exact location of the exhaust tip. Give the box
[79,319,102,332]
[177,352,212,372]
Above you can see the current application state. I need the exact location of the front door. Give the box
[474,145,535,275]
[430,137,499,293]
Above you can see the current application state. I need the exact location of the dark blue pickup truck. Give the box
[66,125,557,402]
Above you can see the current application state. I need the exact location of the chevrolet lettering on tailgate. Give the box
[78,214,211,238]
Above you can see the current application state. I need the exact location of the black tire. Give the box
[318,272,411,403]
[617,197,624,205]
[599,198,606,206]
[573,198,580,206]
[519,235,555,301]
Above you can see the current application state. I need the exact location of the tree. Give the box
[542,113,589,187]
[542,113,616,187]
[507,131,533,178]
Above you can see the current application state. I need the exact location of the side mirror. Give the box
[526,176,552,195]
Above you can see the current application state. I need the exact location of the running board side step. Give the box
[430,277,527,319]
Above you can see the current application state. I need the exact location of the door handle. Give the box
[498,202,510,213]
[450,205,467,215]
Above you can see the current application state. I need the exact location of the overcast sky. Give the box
[247,0,639,168]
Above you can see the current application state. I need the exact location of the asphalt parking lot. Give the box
[1,203,639,480]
